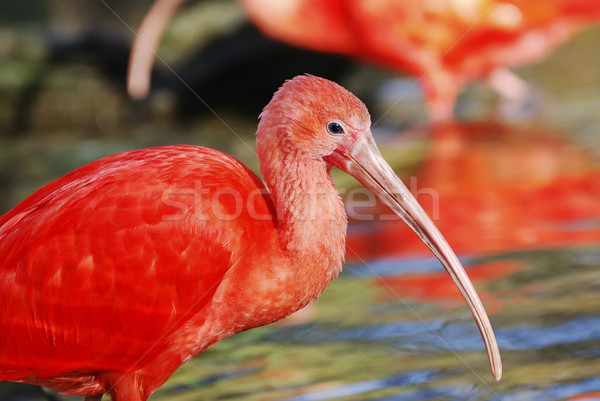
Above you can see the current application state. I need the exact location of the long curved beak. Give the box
[330,136,502,381]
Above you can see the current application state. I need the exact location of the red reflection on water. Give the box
[568,392,600,401]
[377,260,526,313]
[347,123,600,260]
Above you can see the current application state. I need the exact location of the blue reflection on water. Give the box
[344,257,476,277]
[279,375,600,401]
[281,370,440,401]
[499,377,600,401]
[268,315,600,353]
[327,377,600,401]
[498,316,600,350]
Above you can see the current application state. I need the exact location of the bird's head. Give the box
[258,74,371,160]
[258,75,502,381]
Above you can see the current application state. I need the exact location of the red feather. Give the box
[0,145,277,396]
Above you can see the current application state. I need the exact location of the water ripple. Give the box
[267,315,600,353]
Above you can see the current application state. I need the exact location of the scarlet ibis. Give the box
[0,75,501,401]
[129,0,600,119]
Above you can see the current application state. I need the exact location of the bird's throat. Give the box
[264,153,347,279]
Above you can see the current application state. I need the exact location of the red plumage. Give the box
[0,76,501,400]
[0,145,278,397]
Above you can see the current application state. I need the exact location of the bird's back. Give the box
[0,145,277,395]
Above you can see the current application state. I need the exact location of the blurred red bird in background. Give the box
[129,0,600,120]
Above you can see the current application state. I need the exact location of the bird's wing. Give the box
[0,145,277,379]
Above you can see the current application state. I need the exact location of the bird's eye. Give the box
[327,121,345,135]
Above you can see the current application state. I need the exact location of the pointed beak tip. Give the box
[493,364,503,381]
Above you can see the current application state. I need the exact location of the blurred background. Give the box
[0,0,599,400]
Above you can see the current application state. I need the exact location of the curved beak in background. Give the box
[327,135,503,381]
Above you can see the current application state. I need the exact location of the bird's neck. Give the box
[274,158,347,262]
[258,134,347,284]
